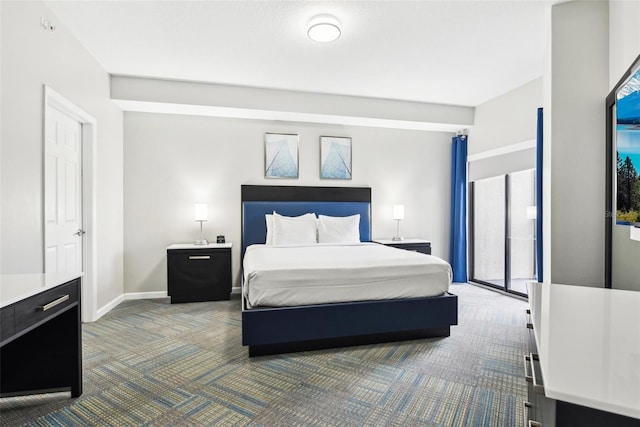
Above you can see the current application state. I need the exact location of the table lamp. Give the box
[392,204,405,241]
[194,203,209,245]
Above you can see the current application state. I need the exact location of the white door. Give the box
[45,104,83,275]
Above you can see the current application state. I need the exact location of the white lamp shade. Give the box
[526,205,537,220]
[194,203,208,221]
[392,205,405,220]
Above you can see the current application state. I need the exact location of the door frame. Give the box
[44,86,98,322]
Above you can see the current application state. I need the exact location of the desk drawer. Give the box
[14,280,79,335]
[1,306,15,343]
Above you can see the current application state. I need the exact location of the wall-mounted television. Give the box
[605,54,640,288]
[610,55,640,226]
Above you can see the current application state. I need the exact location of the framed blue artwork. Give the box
[264,133,299,179]
[320,136,352,179]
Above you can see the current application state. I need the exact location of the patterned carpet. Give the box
[0,283,528,426]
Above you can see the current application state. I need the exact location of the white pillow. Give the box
[272,212,317,245]
[317,214,361,244]
[265,213,274,245]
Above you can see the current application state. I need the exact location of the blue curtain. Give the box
[536,108,544,282]
[450,134,468,283]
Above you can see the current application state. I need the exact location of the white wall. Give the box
[546,0,609,287]
[468,78,542,155]
[0,1,124,308]
[609,1,640,89]
[124,112,453,293]
[609,0,640,291]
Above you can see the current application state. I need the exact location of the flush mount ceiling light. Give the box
[307,15,341,42]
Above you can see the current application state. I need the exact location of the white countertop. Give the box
[528,282,640,420]
[167,242,233,250]
[372,238,431,245]
[0,272,82,308]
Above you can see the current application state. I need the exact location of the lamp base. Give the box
[392,236,404,241]
[195,239,209,245]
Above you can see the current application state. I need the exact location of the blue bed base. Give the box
[240,185,458,356]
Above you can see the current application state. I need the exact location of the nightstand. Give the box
[167,243,232,303]
[373,238,432,255]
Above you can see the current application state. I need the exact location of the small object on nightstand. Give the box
[217,235,225,243]
[167,242,232,303]
[373,238,431,255]
[392,205,405,241]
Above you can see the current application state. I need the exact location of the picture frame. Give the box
[320,136,352,180]
[264,133,299,179]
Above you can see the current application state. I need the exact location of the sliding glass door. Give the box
[471,176,505,288]
[471,169,535,296]
[507,170,536,294]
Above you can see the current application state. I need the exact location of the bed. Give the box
[241,185,457,356]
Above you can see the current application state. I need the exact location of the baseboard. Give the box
[96,294,124,321]
[94,291,169,321]
[123,291,168,300]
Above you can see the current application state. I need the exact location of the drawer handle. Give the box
[523,401,532,427]
[526,322,534,329]
[189,255,211,260]
[524,354,533,382]
[530,353,545,394]
[37,294,70,311]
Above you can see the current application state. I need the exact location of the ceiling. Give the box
[45,1,551,107]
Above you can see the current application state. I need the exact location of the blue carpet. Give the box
[0,283,528,426]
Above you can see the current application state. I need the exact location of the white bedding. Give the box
[242,242,452,308]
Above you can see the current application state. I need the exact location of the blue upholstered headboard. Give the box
[241,186,372,256]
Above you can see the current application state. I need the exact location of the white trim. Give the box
[95,293,124,321]
[467,139,536,162]
[94,291,169,321]
[44,86,98,323]
[113,99,470,133]
[123,291,168,300]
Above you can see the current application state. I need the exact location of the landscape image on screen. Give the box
[616,66,640,224]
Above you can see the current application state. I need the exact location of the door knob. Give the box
[75,229,86,236]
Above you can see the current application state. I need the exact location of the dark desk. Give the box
[525,282,640,426]
[1,274,82,398]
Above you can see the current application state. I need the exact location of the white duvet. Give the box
[242,242,452,308]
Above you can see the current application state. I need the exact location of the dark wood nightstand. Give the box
[167,243,232,303]
[373,238,432,255]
